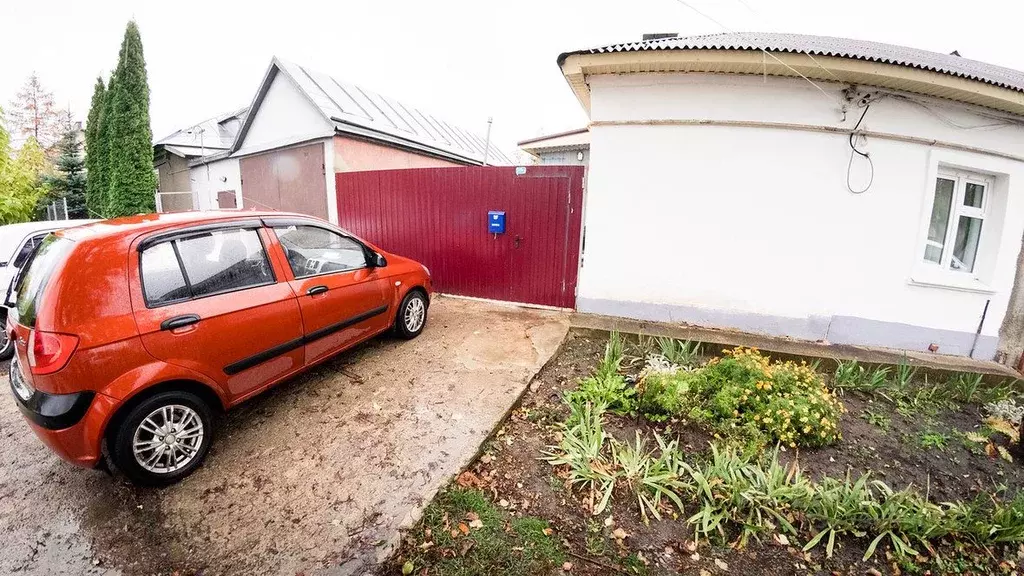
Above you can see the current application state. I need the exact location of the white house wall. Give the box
[189,158,242,210]
[579,73,1024,359]
[234,71,334,158]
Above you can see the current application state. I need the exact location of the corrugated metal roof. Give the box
[156,107,249,152]
[275,58,514,165]
[558,32,1024,93]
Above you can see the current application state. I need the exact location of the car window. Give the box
[15,235,74,327]
[12,233,48,268]
[273,225,368,278]
[175,228,274,298]
[140,242,190,306]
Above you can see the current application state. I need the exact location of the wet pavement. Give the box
[0,296,568,575]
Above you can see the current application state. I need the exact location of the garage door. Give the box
[336,165,584,308]
[239,142,327,218]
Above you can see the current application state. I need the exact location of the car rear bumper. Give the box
[10,377,118,468]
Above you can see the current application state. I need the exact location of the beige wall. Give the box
[156,154,191,193]
[333,135,462,172]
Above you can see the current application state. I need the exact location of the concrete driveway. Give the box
[0,296,568,575]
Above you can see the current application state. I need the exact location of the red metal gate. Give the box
[336,166,584,308]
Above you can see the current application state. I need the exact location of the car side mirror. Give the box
[369,253,387,268]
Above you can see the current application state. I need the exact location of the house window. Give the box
[922,169,991,273]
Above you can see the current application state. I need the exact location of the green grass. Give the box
[860,408,891,431]
[399,487,564,576]
[919,431,951,450]
[833,358,1019,417]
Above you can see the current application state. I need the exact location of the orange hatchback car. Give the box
[6,211,431,484]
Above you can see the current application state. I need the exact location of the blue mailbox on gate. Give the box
[488,211,506,234]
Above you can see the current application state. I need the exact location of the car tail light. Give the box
[28,330,79,375]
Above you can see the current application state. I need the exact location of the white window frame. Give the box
[923,168,992,273]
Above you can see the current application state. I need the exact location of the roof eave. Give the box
[331,118,482,166]
[560,50,1024,117]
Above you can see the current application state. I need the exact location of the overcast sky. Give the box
[4,0,1024,155]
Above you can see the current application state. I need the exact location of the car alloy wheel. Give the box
[132,404,205,474]
[404,297,426,333]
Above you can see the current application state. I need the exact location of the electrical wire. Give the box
[847,103,874,194]
[667,0,844,109]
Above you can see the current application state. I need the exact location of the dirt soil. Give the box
[456,331,1024,576]
[0,296,568,576]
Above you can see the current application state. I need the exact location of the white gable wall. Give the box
[235,71,334,158]
[578,73,1024,359]
[189,157,242,210]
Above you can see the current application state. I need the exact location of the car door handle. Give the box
[160,314,201,331]
[307,285,328,296]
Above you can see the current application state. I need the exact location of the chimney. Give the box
[642,33,678,42]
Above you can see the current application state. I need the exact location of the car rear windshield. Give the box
[14,234,73,327]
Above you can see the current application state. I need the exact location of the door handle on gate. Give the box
[160,314,201,331]
[307,285,328,296]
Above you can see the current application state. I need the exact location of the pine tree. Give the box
[84,76,107,217]
[43,124,87,218]
[7,73,62,152]
[105,21,156,217]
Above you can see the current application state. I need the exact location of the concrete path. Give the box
[0,296,568,575]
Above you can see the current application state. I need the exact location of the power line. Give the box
[667,0,844,109]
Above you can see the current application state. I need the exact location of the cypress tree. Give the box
[84,76,107,216]
[106,21,156,216]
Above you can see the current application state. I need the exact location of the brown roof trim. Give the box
[517,127,589,146]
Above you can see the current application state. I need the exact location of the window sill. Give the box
[908,268,995,294]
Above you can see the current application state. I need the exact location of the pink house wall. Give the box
[333,135,464,172]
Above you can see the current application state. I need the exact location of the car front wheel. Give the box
[110,390,213,486]
[395,291,427,339]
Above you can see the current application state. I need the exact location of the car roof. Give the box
[0,219,97,247]
[58,210,317,243]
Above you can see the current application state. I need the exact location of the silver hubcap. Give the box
[404,297,425,332]
[132,405,204,474]
[0,329,8,352]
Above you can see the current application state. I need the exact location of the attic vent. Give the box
[642,33,678,41]
[950,49,962,57]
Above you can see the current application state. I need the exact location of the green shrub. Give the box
[639,348,844,448]
[637,370,696,421]
[567,372,635,415]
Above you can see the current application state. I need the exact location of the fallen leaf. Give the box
[714,558,728,570]
[459,540,474,556]
[775,534,790,546]
[456,471,485,488]
[700,570,712,576]
[450,529,459,538]
[866,569,882,576]
[604,516,615,527]
[480,454,493,464]
[691,553,701,561]
[465,512,480,522]
[498,499,510,508]
[402,560,414,575]
[418,541,434,550]
[542,528,553,536]
[562,561,573,571]
[683,540,697,553]
[458,523,470,535]
[612,528,628,540]
[468,519,483,529]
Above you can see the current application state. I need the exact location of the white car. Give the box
[0,219,96,359]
